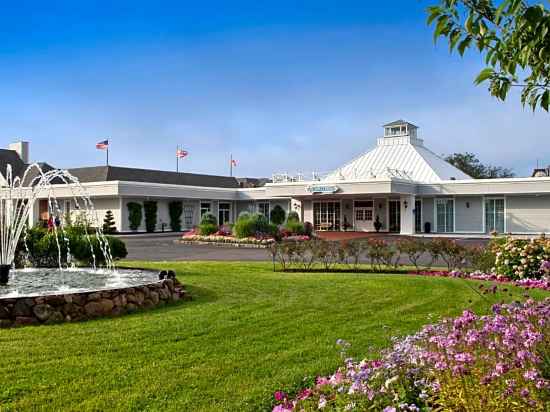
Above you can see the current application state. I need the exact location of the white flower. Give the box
[385,376,398,388]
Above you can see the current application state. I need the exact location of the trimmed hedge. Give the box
[168,201,183,232]
[143,201,158,233]
[127,202,142,231]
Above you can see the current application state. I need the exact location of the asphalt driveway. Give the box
[118,232,489,264]
[118,233,270,261]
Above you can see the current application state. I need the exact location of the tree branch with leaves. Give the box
[428,0,550,111]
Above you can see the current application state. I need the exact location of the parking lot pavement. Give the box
[119,233,271,261]
[119,233,490,266]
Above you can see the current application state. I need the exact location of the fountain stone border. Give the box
[0,272,190,328]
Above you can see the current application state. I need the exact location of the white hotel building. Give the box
[2,120,550,236]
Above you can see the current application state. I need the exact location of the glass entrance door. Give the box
[436,199,454,233]
[313,201,341,231]
[485,198,505,233]
[183,205,194,229]
[388,200,401,233]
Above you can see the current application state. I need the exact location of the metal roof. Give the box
[324,134,472,183]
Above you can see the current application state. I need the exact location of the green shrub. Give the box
[198,223,218,236]
[238,211,251,220]
[250,213,270,234]
[304,221,314,237]
[168,201,183,232]
[284,220,305,235]
[233,212,273,239]
[102,210,117,234]
[127,202,142,231]
[468,245,496,273]
[270,205,286,225]
[287,210,300,222]
[15,225,127,268]
[233,215,256,238]
[143,201,158,233]
[200,212,217,226]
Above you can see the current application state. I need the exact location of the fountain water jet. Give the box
[0,162,113,285]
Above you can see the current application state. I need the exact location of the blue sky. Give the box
[0,1,548,177]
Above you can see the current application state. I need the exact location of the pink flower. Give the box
[297,389,312,400]
[274,391,287,402]
[272,405,293,412]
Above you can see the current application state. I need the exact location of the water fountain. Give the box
[0,163,188,327]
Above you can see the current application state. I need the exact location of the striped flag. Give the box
[176,148,188,158]
[96,140,109,150]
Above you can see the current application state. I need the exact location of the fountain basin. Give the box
[0,268,189,328]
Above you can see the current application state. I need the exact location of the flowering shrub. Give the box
[272,299,550,411]
[492,236,550,279]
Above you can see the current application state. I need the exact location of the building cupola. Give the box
[383,120,418,139]
[377,120,423,148]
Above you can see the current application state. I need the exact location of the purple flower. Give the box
[523,369,538,381]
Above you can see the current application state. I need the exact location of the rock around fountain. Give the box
[0,163,188,328]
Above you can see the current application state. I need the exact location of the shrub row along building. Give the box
[1,120,549,236]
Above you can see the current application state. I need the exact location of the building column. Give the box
[399,194,415,235]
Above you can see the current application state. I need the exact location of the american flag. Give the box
[96,140,109,150]
[176,148,188,158]
[231,159,238,167]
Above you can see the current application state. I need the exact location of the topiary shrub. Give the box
[102,210,117,234]
[270,205,286,225]
[168,201,183,232]
[127,202,142,231]
[143,201,158,233]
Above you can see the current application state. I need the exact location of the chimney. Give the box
[8,141,29,164]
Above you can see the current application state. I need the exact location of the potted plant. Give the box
[374,215,382,232]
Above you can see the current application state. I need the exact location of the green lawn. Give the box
[0,262,547,411]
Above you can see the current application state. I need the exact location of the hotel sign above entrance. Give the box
[306,185,339,194]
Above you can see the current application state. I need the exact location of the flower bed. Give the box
[180,234,276,248]
[180,228,311,248]
[409,269,550,292]
[272,298,550,411]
